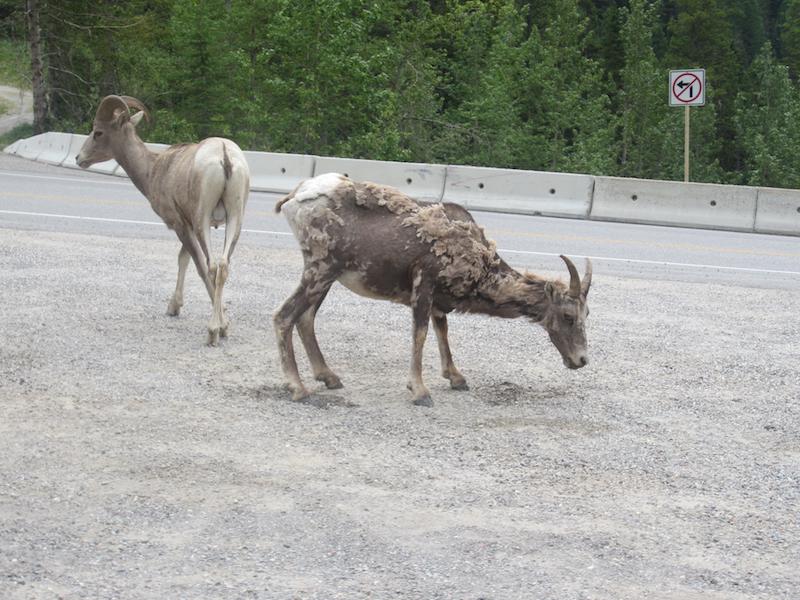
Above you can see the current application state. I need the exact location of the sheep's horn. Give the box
[119,95,151,123]
[560,254,581,298]
[95,95,129,123]
[581,259,593,297]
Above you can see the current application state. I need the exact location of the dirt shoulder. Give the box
[0,226,797,599]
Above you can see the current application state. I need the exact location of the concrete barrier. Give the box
[7,131,797,236]
[12,133,48,160]
[442,165,593,217]
[60,133,120,174]
[754,187,800,235]
[591,176,757,232]
[313,156,446,201]
[3,138,22,155]
[245,151,315,193]
[35,132,73,165]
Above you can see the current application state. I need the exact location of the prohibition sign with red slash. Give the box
[669,69,705,106]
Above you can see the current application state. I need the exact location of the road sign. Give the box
[669,69,705,106]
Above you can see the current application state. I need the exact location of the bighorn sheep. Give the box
[76,95,250,345]
[274,173,592,406]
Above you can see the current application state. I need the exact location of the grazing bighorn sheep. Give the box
[274,173,592,406]
[76,95,250,345]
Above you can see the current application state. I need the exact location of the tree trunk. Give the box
[26,0,47,134]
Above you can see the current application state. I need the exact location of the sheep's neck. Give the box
[112,128,156,198]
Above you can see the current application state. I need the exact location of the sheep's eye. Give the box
[93,131,103,138]
[564,315,575,326]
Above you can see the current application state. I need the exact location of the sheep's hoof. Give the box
[219,324,230,338]
[450,379,469,391]
[413,394,434,407]
[317,372,343,389]
[207,329,220,346]
[166,302,181,317]
[291,385,311,402]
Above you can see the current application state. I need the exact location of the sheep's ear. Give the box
[112,109,130,128]
[130,111,146,127]
[544,281,560,302]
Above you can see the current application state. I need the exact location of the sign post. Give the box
[669,69,705,182]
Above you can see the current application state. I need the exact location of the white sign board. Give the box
[669,69,705,106]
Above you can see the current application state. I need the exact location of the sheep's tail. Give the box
[274,194,292,213]
[275,180,305,213]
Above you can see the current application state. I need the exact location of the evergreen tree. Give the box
[455,1,527,167]
[523,0,616,174]
[779,0,800,79]
[618,0,665,178]
[734,42,800,187]
[665,0,742,173]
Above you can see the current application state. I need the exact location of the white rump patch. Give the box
[294,173,347,203]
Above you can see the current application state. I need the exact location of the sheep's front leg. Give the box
[296,285,342,389]
[167,245,191,316]
[408,268,434,407]
[432,312,468,390]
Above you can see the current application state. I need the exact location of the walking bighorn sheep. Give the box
[274,173,592,406]
[76,95,250,345]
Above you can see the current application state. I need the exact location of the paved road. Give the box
[0,85,33,135]
[1,154,798,290]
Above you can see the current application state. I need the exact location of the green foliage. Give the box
[0,122,34,148]
[734,42,800,188]
[0,38,29,88]
[5,0,800,187]
[618,0,663,178]
[780,0,800,79]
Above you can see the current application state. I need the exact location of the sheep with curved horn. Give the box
[76,95,250,345]
[274,173,592,406]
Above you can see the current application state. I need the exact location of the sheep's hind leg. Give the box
[274,269,338,401]
[207,258,229,346]
[432,312,468,390]
[167,245,191,316]
[296,285,342,389]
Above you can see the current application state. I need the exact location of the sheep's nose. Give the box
[579,356,588,367]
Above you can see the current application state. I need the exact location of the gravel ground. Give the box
[0,219,798,599]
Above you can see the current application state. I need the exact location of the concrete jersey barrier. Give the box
[10,132,48,160]
[6,131,800,236]
[35,132,73,165]
[591,176,757,232]
[245,151,315,193]
[313,156,446,202]
[3,138,22,155]
[754,187,800,235]
[443,164,593,218]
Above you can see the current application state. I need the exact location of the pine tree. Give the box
[665,0,742,173]
[456,1,527,167]
[618,0,665,178]
[779,0,800,79]
[522,0,616,174]
[734,42,800,188]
